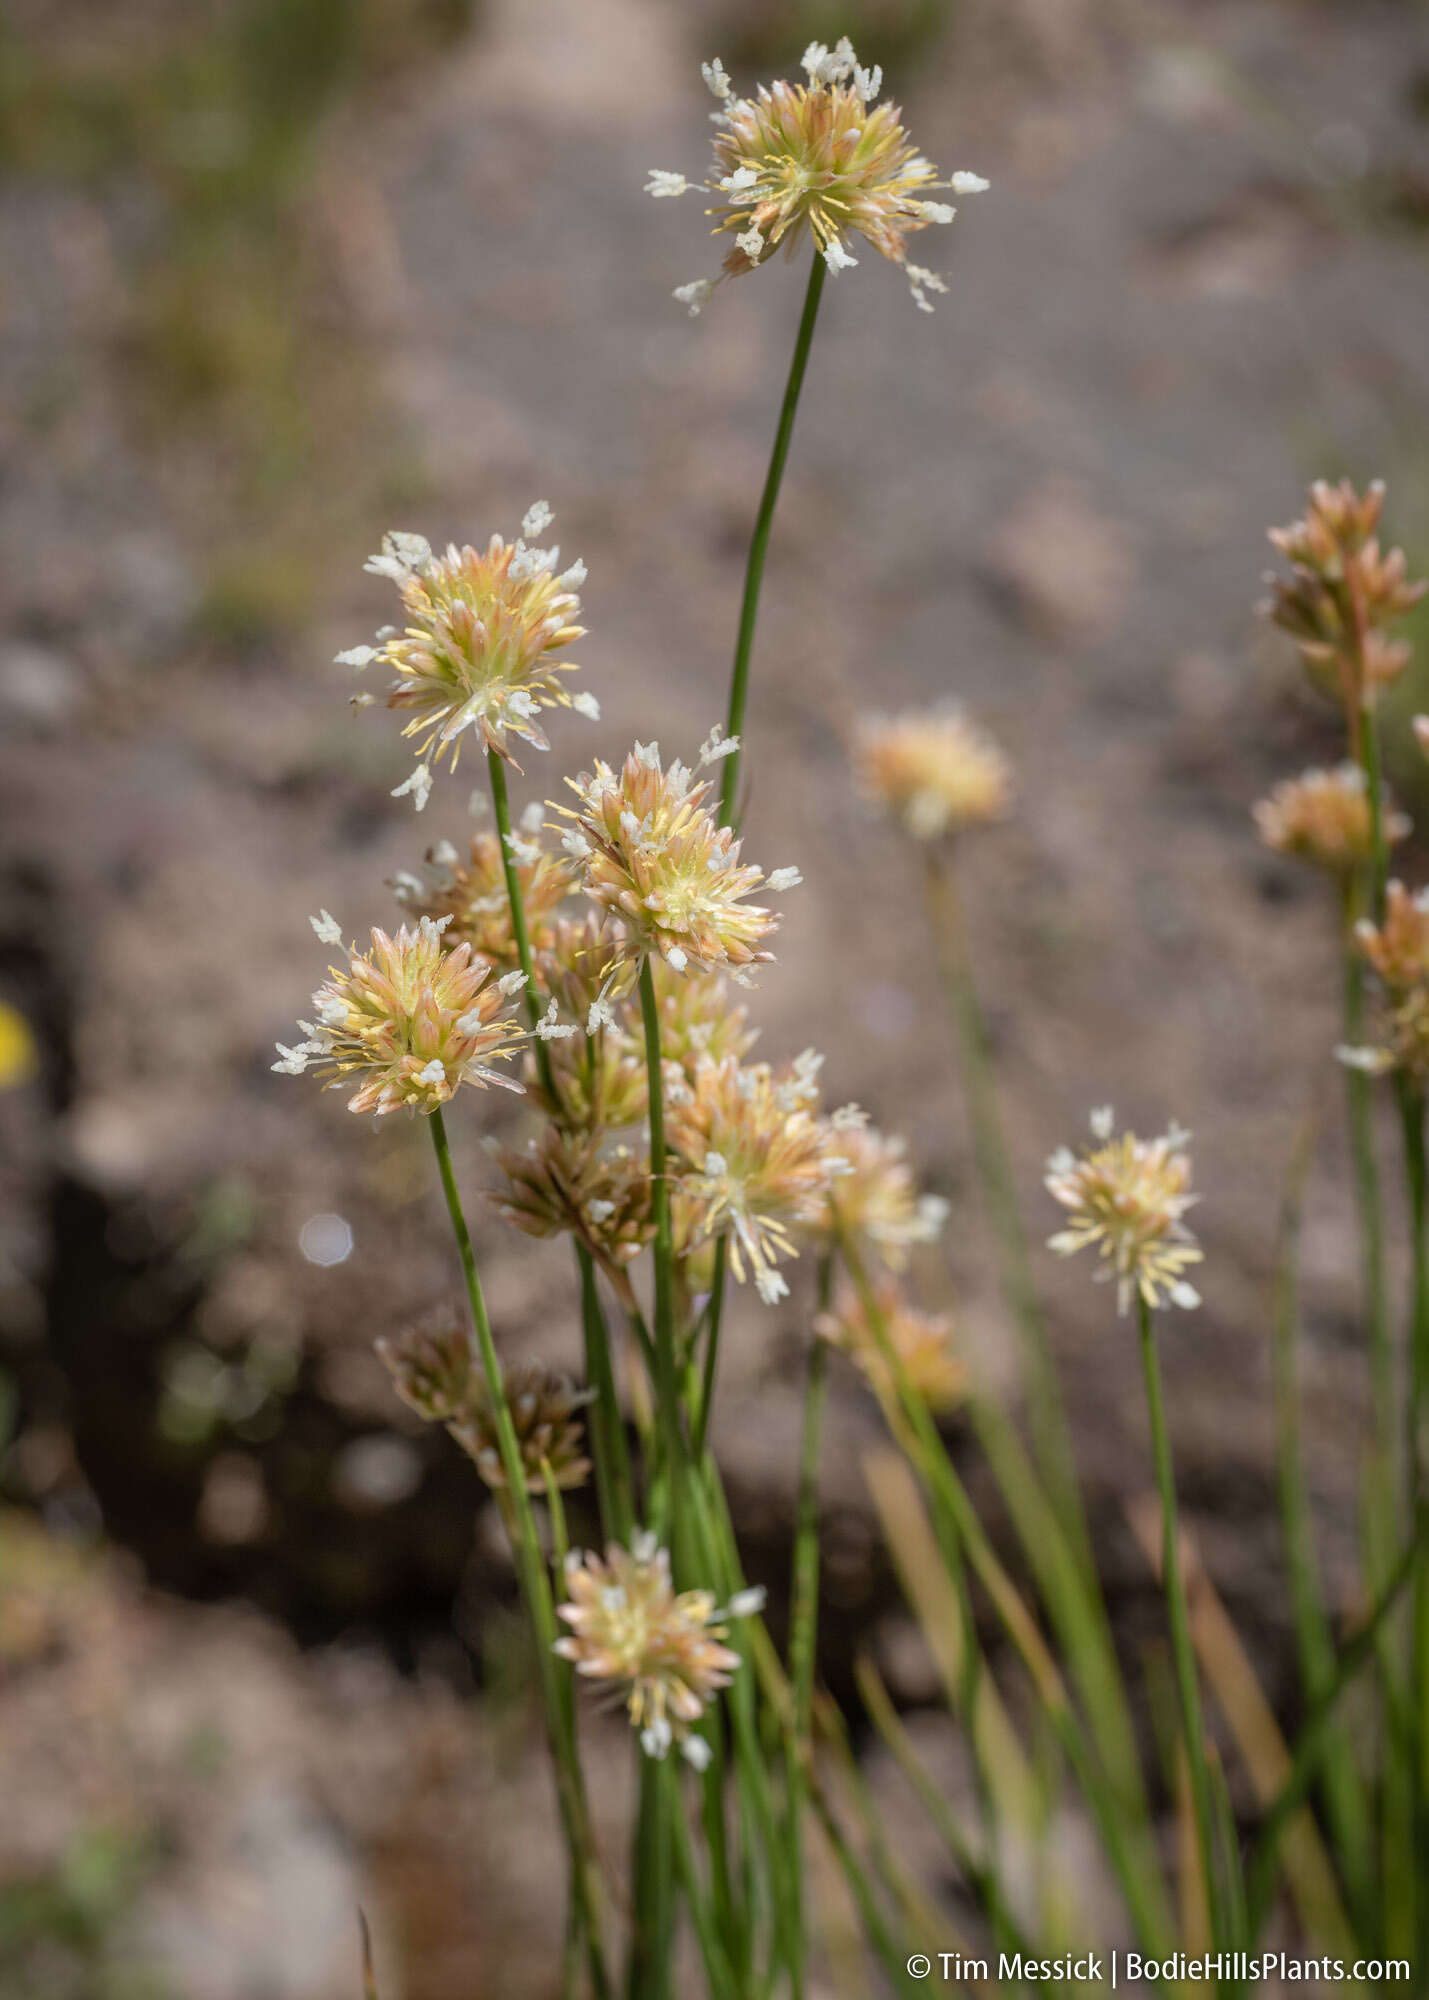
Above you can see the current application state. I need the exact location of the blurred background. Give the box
[4,0,1429,1992]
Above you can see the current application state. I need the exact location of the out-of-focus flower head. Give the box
[1045,1107,1202,1315]
[668,1052,845,1304]
[376,1303,473,1422]
[558,737,797,978]
[1253,763,1409,874]
[815,1280,965,1412]
[1262,480,1425,724]
[1354,879,1429,991]
[273,914,527,1116]
[648,41,987,313]
[817,1117,948,1268]
[449,1364,593,1494]
[653,958,761,1073]
[339,509,595,800]
[489,1126,653,1275]
[555,1534,751,1758]
[854,706,1012,840]
[392,825,576,965]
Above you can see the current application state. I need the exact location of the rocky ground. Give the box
[4,0,1429,1992]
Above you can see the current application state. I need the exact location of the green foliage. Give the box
[0,1828,167,2000]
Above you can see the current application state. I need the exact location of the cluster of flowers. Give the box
[1251,479,1429,1082]
[276,491,970,1752]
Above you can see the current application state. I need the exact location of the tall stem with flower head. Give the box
[719,254,825,827]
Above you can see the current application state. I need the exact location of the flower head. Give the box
[855,706,1012,839]
[449,1365,593,1494]
[1262,480,1425,721]
[668,1054,842,1303]
[1354,879,1429,991]
[490,1125,654,1274]
[1045,1109,1202,1314]
[343,517,591,782]
[1253,763,1409,873]
[554,1537,742,1756]
[651,41,987,311]
[276,916,526,1115]
[376,1303,473,1422]
[392,829,577,964]
[559,742,789,978]
[816,1281,965,1411]
[819,1121,948,1268]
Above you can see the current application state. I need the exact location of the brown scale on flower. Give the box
[1263,479,1425,735]
[449,1365,593,1495]
[818,1119,948,1269]
[815,1281,965,1412]
[647,40,987,313]
[273,915,527,1116]
[1253,763,1409,875]
[1045,1108,1202,1316]
[376,1303,473,1422]
[558,740,799,979]
[489,1125,653,1275]
[392,829,577,965]
[554,1536,744,1758]
[667,1052,843,1304]
[337,511,595,801]
[854,706,1011,841]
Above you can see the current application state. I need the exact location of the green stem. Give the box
[1269,1105,1373,1931]
[638,956,685,1559]
[428,1108,610,2000]
[1136,1295,1223,1959]
[785,1258,832,2000]
[580,1246,634,1543]
[719,253,827,829]
[1244,1518,1425,1943]
[693,1235,728,1462]
[1399,1080,1429,1956]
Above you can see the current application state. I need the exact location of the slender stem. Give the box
[1244,1517,1425,1943]
[638,956,685,1558]
[1269,1103,1373,1930]
[428,1108,610,1999]
[580,1247,635,1541]
[784,1256,832,2000]
[693,1235,728,1462]
[1136,1295,1223,1957]
[718,253,827,828]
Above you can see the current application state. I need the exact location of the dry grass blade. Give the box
[359,1910,379,2000]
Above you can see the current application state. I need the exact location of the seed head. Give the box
[1253,763,1409,874]
[816,1281,965,1412]
[392,829,576,964]
[376,1303,472,1422]
[653,958,761,1071]
[554,1537,742,1756]
[559,742,789,977]
[1262,480,1424,723]
[343,517,591,783]
[820,1122,948,1268]
[669,1054,842,1303]
[276,916,526,1115]
[490,1125,653,1274]
[855,706,1012,839]
[449,1364,593,1494]
[651,40,987,311]
[1045,1108,1202,1315]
